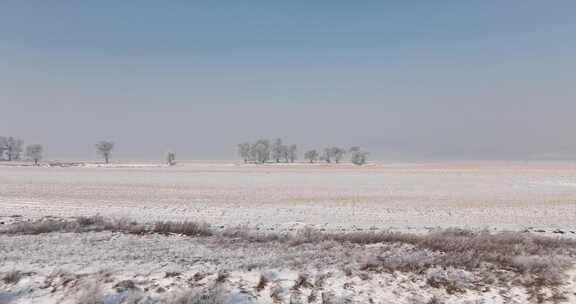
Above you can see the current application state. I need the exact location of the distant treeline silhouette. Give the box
[238,138,369,165]
[1,135,367,166]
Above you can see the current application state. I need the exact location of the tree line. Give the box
[0,137,108,166]
[0,136,43,165]
[238,138,297,164]
[238,139,369,165]
[1,135,368,166]
[0,137,176,166]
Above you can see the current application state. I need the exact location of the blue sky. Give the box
[1,2,575,160]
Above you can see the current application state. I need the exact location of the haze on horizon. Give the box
[1,2,575,161]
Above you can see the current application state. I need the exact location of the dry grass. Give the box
[153,221,212,237]
[169,285,228,304]
[292,273,312,291]
[1,216,181,236]
[1,271,23,285]
[3,215,576,299]
[255,274,269,291]
[76,280,104,304]
[3,220,75,235]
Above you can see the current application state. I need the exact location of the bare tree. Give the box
[0,137,7,160]
[271,138,284,163]
[322,147,332,163]
[280,145,289,162]
[166,152,176,166]
[26,144,43,165]
[251,139,270,164]
[238,142,252,163]
[288,144,297,163]
[350,146,369,166]
[2,137,23,161]
[95,141,114,164]
[331,147,346,163]
[304,149,319,163]
[237,139,294,164]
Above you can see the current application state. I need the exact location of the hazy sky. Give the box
[1,1,575,160]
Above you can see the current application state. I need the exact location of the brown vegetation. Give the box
[2,215,576,302]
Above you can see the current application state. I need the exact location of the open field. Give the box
[1,161,576,232]
[2,161,576,303]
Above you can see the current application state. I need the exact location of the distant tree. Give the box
[271,138,284,163]
[95,141,114,164]
[322,147,332,163]
[331,147,346,163]
[304,149,319,163]
[350,146,369,166]
[279,145,288,162]
[236,139,294,164]
[288,144,297,163]
[238,142,252,163]
[2,137,23,161]
[26,144,43,165]
[166,152,176,166]
[251,139,270,163]
[0,137,7,160]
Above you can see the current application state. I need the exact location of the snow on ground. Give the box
[1,161,576,232]
[2,228,576,304]
[1,161,576,303]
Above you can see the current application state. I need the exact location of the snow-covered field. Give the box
[1,161,576,231]
[2,161,576,303]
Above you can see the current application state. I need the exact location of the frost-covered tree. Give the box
[288,144,297,163]
[166,152,176,166]
[238,139,296,164]
[271,138,284,163]
[321,147,332,163]
[95,141,114,164]
[251,139,270,163]
[2,137,23,161]
[350,146,369,166]
[238,142,252,163]
[331,147,346,163]
[321,146,345,163]
[304,149,319,163]
[0,137,7,160]
[26,144,43,165]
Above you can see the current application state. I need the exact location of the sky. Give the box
[1,1,575,161]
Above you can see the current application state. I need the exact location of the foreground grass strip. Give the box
[2,217,576,278]
[2,216,576,300]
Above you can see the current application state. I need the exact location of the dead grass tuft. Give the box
[76,215,106,227]
[215,270,229,283]
[426,296,444,304]
[292,273,313,291]
[0,216,208,237]
[256,274,269,291]
[3,220,76,235]
[153,221,212,237]
[169,285,228,304]
[76,280,104,304]
[1,271,23,285]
